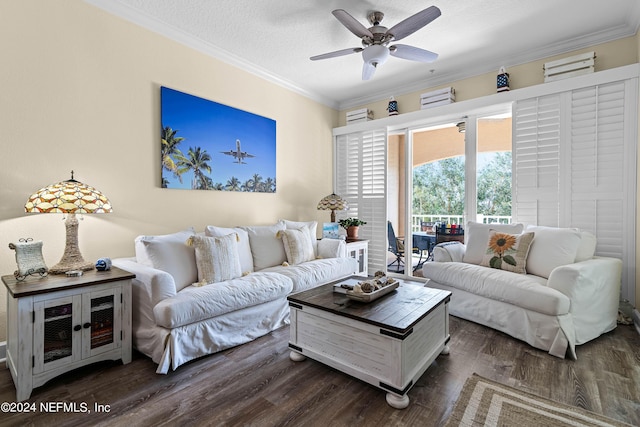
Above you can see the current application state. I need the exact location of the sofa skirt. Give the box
[135,297,290,374]
[425,280,577,359]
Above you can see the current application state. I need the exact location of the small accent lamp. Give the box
[24,171,112,274]
[317,193,348,223]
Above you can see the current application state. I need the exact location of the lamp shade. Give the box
[317,193,348,223]
[25,175,112,214]
[24,172,111,274]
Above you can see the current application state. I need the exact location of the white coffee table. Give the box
[287,276,451,409]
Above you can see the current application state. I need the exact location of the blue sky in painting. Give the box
[161,87,276,191]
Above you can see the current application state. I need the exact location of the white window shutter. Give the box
[513,93,562,226]
[513,78,637,302]
[336,129,387,273]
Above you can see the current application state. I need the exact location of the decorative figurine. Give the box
[8,238,48,281]
[387,96,399,116]
[497,66,510,92]
[95,257,112,271]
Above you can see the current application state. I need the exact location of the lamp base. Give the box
[48,213,95,275]
[48,260,94,275]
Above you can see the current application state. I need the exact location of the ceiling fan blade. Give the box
[310,47,363,61]
[386,6,441,41]
[332,9,374,39]
[362,62,376,80]
[389,44,438,62]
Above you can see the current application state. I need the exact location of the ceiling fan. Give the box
[310,6,441,80]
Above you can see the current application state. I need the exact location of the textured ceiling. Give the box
[86,0,640,109]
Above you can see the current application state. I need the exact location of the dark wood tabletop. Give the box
[287,276,450,334]
[2,267,135,298]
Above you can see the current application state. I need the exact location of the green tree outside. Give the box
[413,152,512,217]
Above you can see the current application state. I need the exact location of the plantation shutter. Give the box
[513,78,637,302]
[336,129,387,273]
[513,93,562,226]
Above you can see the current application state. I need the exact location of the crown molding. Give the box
[83,0,340,109]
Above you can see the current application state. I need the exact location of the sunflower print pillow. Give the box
[479,230,535,274]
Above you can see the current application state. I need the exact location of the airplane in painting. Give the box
[221,139,255,164]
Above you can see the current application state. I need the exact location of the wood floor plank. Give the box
[1,317,638,427]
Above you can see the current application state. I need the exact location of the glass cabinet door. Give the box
[33,295,82,374]
[82,288,121,358]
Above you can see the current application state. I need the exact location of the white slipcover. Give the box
[113,234,356,374]
[423,235,622,359]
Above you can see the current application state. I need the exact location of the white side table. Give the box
[346,239,368,276]
[2,267,134,401]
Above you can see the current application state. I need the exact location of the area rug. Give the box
[445,373,632,427]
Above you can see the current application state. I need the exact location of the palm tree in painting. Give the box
[225,176,241,192]
[262,177,276,193]
[211,182,224,191]
[176,146,213,190]
[161,126,185,187]
[250,173,263,192]
[198,176,214,190]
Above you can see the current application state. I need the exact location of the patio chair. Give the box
[388,221,407,273]
[387,221,420,273]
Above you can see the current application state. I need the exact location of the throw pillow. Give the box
[186,233,242,285]
[205,225,254,274]
[239,222,287,270]
[463,221,524,265]
[575,231,597,262]
[278,225,315,265]
[134,228,197,292]
[433,241,465,263]
[479,231,535,274]
[281,219,318,257]
[525,226,582,278]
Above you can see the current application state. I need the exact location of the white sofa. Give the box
[113,220,357,373]
[422,222,622,359]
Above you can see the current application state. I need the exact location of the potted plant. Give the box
[338,218,367,239]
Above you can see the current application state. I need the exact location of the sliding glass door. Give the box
[387,112,512,277]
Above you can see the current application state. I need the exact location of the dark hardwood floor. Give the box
[1,317,638,427]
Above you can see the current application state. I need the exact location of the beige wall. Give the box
[0,1,338,341]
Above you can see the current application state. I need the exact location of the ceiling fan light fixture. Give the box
[362,44,390,67]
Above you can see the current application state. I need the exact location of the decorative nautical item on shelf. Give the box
[8,238,48,281]
[544,51,595,82]
[346,108,373,124]
[497,66,510,92]
[420,87,455,109]
[387,96,398,116]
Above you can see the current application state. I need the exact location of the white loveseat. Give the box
[113,220,357,373]
[422,222,622,359]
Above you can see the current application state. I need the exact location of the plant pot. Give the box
[346,226,359,239]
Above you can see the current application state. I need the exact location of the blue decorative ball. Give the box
[95,257,112,271]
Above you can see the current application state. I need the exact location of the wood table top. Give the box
[2,266,135,298]
[287,276,450,333]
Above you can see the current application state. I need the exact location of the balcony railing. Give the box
[411,214,512,232]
